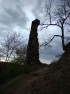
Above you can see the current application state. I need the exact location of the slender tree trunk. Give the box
[6,50,8,62]
[61,25,65,50]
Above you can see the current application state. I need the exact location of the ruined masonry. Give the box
[26,19,40,64]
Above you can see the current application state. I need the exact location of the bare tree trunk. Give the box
[61,25,65,50]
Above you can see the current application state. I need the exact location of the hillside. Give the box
[0,47,70,94]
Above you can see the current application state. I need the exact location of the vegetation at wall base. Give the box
[0,47,70,94]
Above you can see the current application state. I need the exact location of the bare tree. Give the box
[0,32,25,62]
[13,46,27,64]
[40,0,70,51]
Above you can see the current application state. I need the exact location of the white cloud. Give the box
[20,0,37,9]
[0,0,29,41]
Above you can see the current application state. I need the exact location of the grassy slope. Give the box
[0,62,45,86]
[31,50,70,94]
[0,48,70,94]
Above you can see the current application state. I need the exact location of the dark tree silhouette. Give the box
[0,32,24,62]
[40,0,70,51]
[26,19,41,64]
[13,46,27,64]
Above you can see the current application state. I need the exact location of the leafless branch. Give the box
[0,32,25,62]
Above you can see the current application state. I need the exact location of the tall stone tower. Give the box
[26,19,40,64]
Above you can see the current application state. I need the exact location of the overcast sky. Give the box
[0,0,65,64]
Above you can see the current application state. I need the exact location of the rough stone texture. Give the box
[26,19,40,64]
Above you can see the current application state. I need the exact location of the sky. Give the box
[0,0,65,64]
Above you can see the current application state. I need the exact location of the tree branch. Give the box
[45,35,62,45]
[40,23,62,28]
[40,35,62,47]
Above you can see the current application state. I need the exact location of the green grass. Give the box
[0,62,23,85]
[0,74,25,94]
[0,62,46,87]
